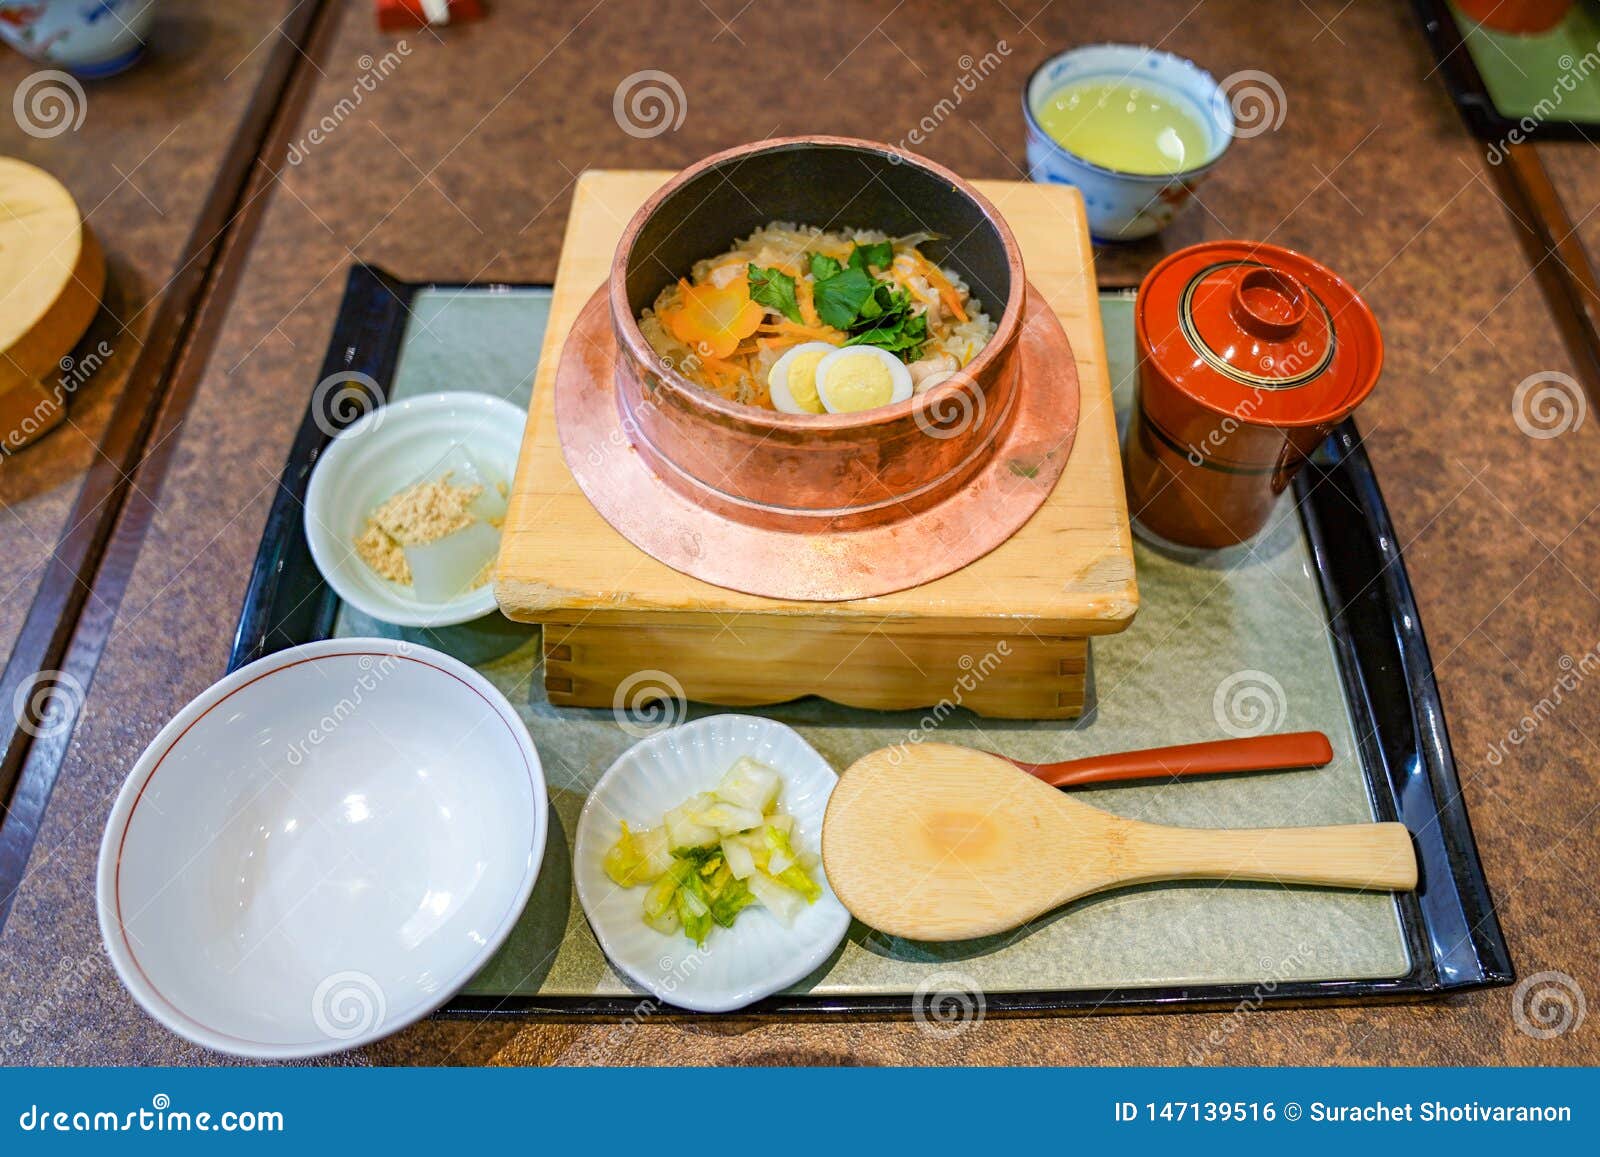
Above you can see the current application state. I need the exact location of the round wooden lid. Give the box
[0,156,105,397]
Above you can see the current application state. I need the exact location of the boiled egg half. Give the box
[814,345,914,414]
[766,341,834,414]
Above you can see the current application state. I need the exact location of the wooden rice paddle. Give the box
[822,743,1418,941]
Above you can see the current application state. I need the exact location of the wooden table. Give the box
[0,0,1595,1066]
[0,0,325,917]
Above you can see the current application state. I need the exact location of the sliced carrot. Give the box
[795,275,821,327]
[916,255,969,324]
[758,319,844,344]
[938,285,968,324]
[698,352,742,377]
[662,277,765,359]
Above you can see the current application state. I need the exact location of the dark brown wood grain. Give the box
[0,3,309,736]
[1488,144,1600,403]
[0,0,336,924]
[1406,0,1600,404]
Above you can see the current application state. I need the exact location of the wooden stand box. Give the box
[495,173,1137,719]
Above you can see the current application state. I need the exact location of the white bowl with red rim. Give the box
[96,638,546,1059]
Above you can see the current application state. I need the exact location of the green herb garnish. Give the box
[809,243,926,357]
[847,240,894,272]
[809,252,843,281]
[747,263,802,324]
[848,309,927,356]
[812,266,876,329]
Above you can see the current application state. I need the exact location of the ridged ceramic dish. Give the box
[573,715,851,1012]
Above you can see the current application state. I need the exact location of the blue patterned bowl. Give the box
[1024,44,1235,241]
[0,0,157,77]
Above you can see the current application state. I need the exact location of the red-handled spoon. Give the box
[998,731,1335,789]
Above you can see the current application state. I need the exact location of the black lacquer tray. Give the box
[231,266,1512,1019]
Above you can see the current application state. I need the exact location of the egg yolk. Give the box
[782,348,828,413]
[822,353,895,412]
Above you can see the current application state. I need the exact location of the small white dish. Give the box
[574,715,851,1013]
[303,391,525,628]
[97,638,547,1059]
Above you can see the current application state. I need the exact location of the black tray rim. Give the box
[1412,0,1600,143]
[230,264,1514,1021]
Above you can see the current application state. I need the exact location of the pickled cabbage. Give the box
[602,756,822,945]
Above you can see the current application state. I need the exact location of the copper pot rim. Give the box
[557,284,1080,601]
[607,134,1027,434]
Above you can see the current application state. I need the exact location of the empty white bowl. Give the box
[97,638,547,1059]
[303,391,525,628]
[574,714,851,1013]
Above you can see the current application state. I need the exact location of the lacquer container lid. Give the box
[1136,240,1383,432]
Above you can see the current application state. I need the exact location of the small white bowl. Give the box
[304,391,525,628]
[575,715,851,1013]
[1023,43,1236,240]
[97,638,547,1059]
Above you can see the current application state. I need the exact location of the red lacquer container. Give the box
[1125,241,1383,548]
[1454,0,1573,36]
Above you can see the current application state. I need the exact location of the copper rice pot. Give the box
[607,136,1027,533]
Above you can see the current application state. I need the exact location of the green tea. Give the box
[1037,78,1213,176]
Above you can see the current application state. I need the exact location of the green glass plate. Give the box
[1451,1,1600,124]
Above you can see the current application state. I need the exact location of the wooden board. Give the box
[496,172,1136,637]
[544,621,1087,719]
